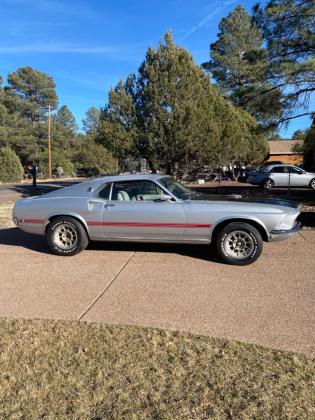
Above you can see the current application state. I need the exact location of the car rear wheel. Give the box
[47,216,89,256]
[262,178,274,189]
[216,222,263,266]
[309,178,315,190]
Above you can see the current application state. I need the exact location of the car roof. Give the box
[260,164,300,169]
[91,174,169,184]
[42,174,171,198]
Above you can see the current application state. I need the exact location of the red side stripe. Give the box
[22,220,211,228]
[87,221,211,228]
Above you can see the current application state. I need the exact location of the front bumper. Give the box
[268,223,301,242]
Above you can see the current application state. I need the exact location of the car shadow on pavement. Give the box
[87,241,221,263]
[0,228,221,263]
[298,212,315,228]
[0,228,51,254]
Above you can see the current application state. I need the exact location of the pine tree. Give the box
[54,105,78,132]
[74,140,117,176]
[204,5,282,127]
[97,32,268,175]
[4,66,58,123]
[98,79,137,171]
[304,117,315,171]
[82,107,101,134]
[253,0,315,125]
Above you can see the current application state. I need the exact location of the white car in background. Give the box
[247,164,315,190]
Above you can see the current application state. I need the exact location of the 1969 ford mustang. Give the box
[12,174,302,265]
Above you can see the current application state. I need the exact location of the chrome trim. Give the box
[270,224,301,235]
[269,224,301,242]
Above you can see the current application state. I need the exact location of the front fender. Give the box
[210,216,269,242]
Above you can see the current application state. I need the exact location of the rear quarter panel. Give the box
[14,196,103,237]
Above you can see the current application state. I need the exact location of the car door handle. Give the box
[104,203,115,209]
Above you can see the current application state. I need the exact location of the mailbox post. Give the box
[30,164,38,194]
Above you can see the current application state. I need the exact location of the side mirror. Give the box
[155,194,173,202]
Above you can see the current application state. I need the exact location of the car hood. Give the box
[188,194,301,211]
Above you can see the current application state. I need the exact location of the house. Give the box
[266,140,304,164]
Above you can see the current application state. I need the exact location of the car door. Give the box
[85,183,112,239]
[287,166,305,187]
[102,180,186,241]
[270,166,288,186]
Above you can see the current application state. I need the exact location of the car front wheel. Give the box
[262,178,274,189]
[216,222,263,266]
[46,216,89,256]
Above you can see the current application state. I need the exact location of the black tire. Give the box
[262,178,274,189]
[309,178,315,190]
[46,216,89,256]
[216,222,263,266]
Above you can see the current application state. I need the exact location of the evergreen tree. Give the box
[97,32,268,175]
[304,117,315,170]
[253,0,315,125]
[203,6,282,127]
[135,33,222,174]
[4,66,58,123]
[54,105,78,132]
[0,75,35,164]
[82,107,101,134]
[292,129,308,141]
[98,79,136,171]
[74,139,117,176]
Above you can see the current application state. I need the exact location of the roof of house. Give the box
[268,140,303,155]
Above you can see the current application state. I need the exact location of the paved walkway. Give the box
[0,228,314,356]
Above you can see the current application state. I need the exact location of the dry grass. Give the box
[0,319,314,419]
[0,202,14,228]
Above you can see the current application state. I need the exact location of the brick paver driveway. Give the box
[0,227,314,356]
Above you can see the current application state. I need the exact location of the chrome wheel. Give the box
[223,230,255,260]
[53,223,78,250]
[263,179,274,189]
[310,179,315,190]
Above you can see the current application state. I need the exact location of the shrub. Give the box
[74,141,117,176]
[0,147,24,182]
[54,158,75,177]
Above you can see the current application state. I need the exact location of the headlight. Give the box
[273,213,299,231]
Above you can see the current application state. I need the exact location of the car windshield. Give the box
[159,177,195,200]
[257,165,271,173]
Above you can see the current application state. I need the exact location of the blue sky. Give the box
[0,0,313,135]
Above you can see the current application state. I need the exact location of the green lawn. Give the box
[0,319,314,418]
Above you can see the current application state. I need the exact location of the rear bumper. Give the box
[268,224,301,242]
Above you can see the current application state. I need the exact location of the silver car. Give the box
[247,164,315,190]
[12,175,301,265]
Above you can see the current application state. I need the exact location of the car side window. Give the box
[111,180,165,201]
[271,167,287,173]
[97,183,111,199]
[288,167,302,174]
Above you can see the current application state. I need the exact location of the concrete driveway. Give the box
[0,227,314,357]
